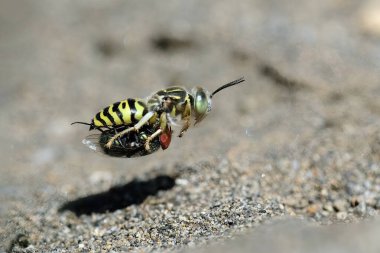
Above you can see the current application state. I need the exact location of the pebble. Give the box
[354,202,367,216]
[306,204,318,216]
[333,199,347,212]
[336,212,348,220]
[323,203,334,212]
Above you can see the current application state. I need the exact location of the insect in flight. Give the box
[72,77,245,157]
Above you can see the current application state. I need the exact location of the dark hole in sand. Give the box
[151,34,195,52]
[95,38,123,58]
[259,63,307,91]
[7,234,29,253]
[58,175,176,216]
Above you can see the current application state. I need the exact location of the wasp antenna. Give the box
[210,77,245,98]
[71,121,92,126]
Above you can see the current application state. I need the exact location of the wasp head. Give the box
[191,77,245,125]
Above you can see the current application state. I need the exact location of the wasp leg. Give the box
[179,117,190,137]
[159,112,168,131]
[105,111,155,149]
[144,128,162,151]
[178,99,191,137]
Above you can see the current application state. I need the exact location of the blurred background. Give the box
[1,0,380,252]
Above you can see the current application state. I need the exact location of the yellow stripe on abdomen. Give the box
[118,100,132,124]
[93,116,104,127]
[108,104,123,125]
[134,100,145,120]
[100,110,113,125]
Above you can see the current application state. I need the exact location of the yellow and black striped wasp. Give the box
[72,77,244,157]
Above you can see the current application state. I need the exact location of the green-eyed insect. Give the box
[72,77,244,155]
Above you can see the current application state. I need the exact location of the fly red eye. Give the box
[159,128,172,150]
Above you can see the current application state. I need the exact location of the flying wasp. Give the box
[72,77,245,156]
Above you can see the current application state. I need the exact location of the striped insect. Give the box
[72,77,245,156]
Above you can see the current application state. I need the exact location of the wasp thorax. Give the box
[192,87,212,124]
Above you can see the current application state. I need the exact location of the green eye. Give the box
[195,91,208,116]
[192,87,210,124]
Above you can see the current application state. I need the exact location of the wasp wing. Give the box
[82,134,104,152]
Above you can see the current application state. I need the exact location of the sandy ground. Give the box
[1,0,380,252]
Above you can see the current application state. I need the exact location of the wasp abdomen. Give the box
[92,98,151,128]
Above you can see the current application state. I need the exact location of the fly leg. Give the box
[144,128,162,151]
[113,126,128,149]
[144,113,167,151]
[105,111,155,149]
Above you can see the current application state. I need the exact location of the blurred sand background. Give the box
[1,0,380,252]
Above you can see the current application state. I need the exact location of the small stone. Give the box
[329,179,342,191]
[365,197,377,207]
[323,203,334,212]
[333,199,347,212]
[175,178,189,186]
[321,210,330,217]
[336,212,347,220]
[320,188,329,197]
[284,198,298,207]
[306,204,318,216]
[354,202,367,216]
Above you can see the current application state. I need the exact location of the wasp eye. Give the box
[195,92,207,114]
[192,87,210,124]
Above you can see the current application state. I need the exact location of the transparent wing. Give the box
[82,133,104,152]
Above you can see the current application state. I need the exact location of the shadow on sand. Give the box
[58,175,176,216]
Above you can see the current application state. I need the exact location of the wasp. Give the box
[72,77,244,156]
